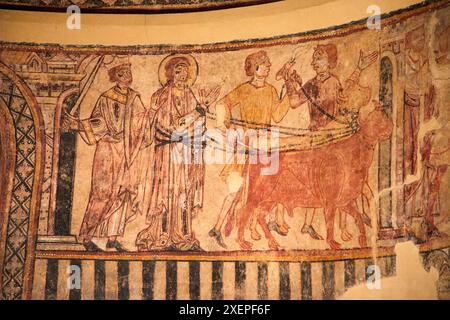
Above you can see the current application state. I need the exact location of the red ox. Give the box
[236,104,393,250]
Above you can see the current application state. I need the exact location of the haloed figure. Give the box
[135,54,220,252]
[63,57,150,252]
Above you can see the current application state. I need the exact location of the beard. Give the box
[174,79,188,89]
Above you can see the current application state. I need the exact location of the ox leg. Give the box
[257,208,280,251]
[339,209,353,242]
[342,202,368,248]
[301,209,323,240]
[236,205,254,250]
[324,206,341,250]
[250,208,262,241]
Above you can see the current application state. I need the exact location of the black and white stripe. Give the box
[31,256,397,300]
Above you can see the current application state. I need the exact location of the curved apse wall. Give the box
[0,0,449,300]
[0,0,280,12]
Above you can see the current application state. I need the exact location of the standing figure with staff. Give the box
[63,56,152,252]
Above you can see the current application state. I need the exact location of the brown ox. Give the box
[236,105,393,250]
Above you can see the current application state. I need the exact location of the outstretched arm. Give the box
[350,49,379,82]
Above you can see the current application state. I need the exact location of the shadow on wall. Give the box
[340,241,439,300]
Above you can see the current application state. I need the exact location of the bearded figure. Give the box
[136,54,220,251]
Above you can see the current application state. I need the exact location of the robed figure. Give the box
[136,54,220,251]
[64,57,151,252]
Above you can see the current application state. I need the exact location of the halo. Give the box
[158,53,198,87]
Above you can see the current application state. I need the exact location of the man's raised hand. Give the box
[199,85,221,108]
[357,50,379,70]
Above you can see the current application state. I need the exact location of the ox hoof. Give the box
[237,239,253,250]
[268,240,280,251]
[269,222,289,236]
[328,240,341,250]
[301,225,323,240]
[251,229,262,241]
[358,235,368,248]
[340,229,353,242]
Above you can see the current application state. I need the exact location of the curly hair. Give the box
[244,50,269,77]
[165,56,190,83]
[314,44,338,69]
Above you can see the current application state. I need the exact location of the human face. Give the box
[411,31,425,52]
[311,49,330,74]
[254,56,271,79]
[173,63,189,88]
[115,66,133,87]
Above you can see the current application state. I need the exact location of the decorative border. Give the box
[0,61,45,300]
[35,237,450,262]
[0,91,16,299]
[1,0,448,55]
[0,0,280,13]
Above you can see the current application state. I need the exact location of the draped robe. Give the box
[136,84,205,251]
[78,86,150,243]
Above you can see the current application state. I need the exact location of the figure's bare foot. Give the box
[268,239,280,251]
[328,239,341,250]
[301,225,323,240]
[251,228,261,241]
[341,229,353,242]
[209,228,228,249]
[237,238,253,250]
[358,235,368,248]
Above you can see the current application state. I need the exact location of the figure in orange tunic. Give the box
[208,50,300,249]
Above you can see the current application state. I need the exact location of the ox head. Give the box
[359,100,393,146]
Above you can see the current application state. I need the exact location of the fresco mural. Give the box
[0,0,449,300]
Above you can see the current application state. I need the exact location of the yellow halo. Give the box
[158,53,198,87]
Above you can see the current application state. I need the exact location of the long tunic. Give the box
[403,50,435,178]
[219,81,291,180]
[213,81,291,230]
[78,86,150,242]
[296,70,361,130]
[136,84,205,251]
